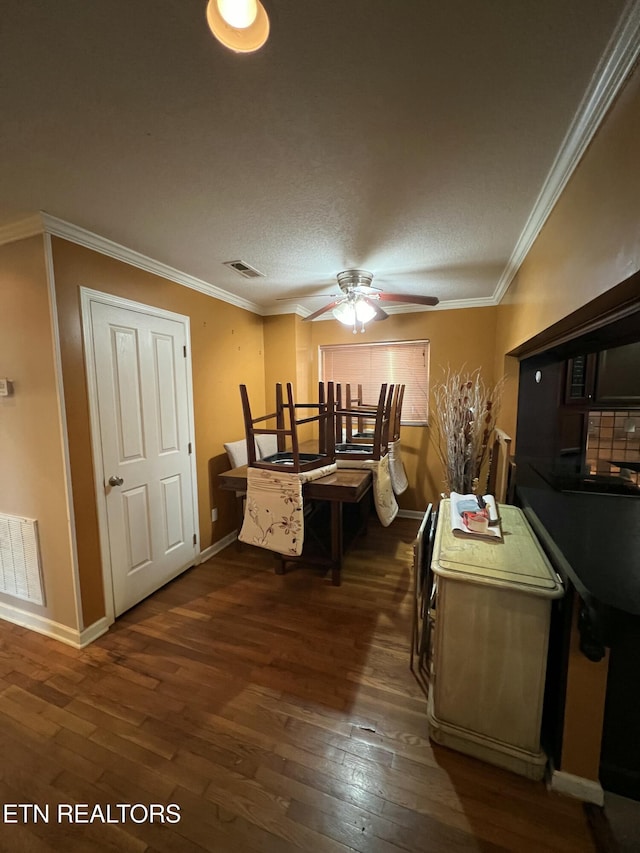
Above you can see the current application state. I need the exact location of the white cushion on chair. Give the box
[256,433,279,459]
[224,439,249,469]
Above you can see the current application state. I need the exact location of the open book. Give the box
[450,492,502,539]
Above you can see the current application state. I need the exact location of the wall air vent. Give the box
[0,513,45,605]
[223,260,265,279]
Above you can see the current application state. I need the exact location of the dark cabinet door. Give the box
[564,354,596,405]
[594,342,640,406]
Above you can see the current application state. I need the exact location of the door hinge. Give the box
[188,442,192,454]
[183,345,187,357]
[193,533,197,545]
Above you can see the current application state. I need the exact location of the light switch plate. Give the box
[0,378,12,397]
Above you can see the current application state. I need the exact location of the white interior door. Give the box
[88,297,197,617]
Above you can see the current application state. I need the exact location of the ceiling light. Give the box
[206,0,270,53]
[333,301,356,326]
[355,299,376,324]
[333,297,376,333]
[218,0,257,28]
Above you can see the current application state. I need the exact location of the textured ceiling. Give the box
[0,0,634,316]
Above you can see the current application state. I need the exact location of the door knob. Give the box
[108,475,124,487]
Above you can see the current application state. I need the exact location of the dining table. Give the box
[218,463,373,585]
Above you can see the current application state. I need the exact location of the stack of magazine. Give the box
[450,492,502,539]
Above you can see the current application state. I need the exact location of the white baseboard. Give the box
[548,767,605,805]
[197,530,237,564]
[0,601,108,649]
[78,616,111,648]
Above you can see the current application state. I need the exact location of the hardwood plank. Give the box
[203,768,354,853]
[141,715,273,778]
[53,769,187,853]
[0,770,146,853]
[4,669,73,709]
[287,795,504,853]
[0,691,61,739]
[87,728,210,796]
[258,737,551,852]
[172,785,289,853]
[54,728,177,802]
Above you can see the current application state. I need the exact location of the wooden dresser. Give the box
[427,500,563,779]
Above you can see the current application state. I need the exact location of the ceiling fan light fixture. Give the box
[355,299,376,324]
[336,269,374,293]
[301,268,438,324]
[332,296,376,331]
[206,0,270,53]
[332,301,356,326]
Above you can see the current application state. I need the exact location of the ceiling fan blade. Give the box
[303,300,342,321]
[377,293,439,306]
[362,297,389,321]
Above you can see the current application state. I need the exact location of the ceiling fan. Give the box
[303,270,439,333]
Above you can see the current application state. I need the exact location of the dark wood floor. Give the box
[0,517,596,852]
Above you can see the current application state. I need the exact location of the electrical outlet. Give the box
[211,508,218,522]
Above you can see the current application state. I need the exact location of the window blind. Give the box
[320,340,430,425]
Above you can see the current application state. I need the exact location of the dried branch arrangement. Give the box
[432,367,504,495]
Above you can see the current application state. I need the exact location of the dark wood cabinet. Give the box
[564,343,640,408]
[594,341,640,406]
[564,354,596,405]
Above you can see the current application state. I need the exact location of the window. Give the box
[320,340,430,425]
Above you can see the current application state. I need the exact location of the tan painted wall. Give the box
[496,62,640,439]
[0,237,79,630]
[51,238,265,625]
[561,596,610,781]
[310,307,499,510]
[263,315,298,408]
[263,314,316,444]
[295,314,314,410]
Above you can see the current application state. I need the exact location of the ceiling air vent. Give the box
[223,260,265,279]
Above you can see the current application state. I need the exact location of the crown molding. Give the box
[0,213,45,246]
[39,213,262,315]
[493,0,640,304]
[262,303,310,318]
[0,210,263,315]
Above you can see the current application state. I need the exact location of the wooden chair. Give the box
[333,383,394,461]
[411,503,438,691]
[345,384,372,439]
[223,438,251,548]
[389,384,405,442]
[343,383,404,443]
[239,382,335,474]
[486,428,513,503]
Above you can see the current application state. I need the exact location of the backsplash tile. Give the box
[586,411,640,485]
